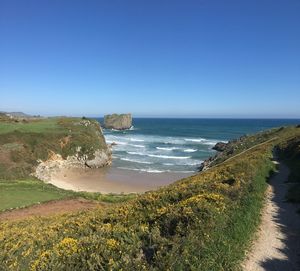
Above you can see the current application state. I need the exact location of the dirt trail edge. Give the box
[242,161,300,271]
[0,198,105,222]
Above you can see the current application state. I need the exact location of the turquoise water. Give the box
[97,118,300,174]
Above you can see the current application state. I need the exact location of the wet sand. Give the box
[51,167,193,194]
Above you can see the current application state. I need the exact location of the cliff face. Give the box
[103,113,132,130]
[0,117,111,181]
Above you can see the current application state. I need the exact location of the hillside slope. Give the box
[0,125,299,270]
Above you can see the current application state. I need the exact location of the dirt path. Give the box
[0,198,105,222]
[242,161,300,271]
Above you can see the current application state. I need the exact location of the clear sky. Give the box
[0,0,300,118]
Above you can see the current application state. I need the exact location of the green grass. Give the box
[0,118,61,134]
[0,178,135,212]
[0,179,74,212]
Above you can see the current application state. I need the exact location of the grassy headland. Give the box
[0,115,108,180]
[0,124,299,270]
[0,115,132,211]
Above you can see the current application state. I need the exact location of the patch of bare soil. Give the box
[0,198,105,222]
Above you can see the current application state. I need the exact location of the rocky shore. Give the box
[199,136,248,171]
[35,148,112,182]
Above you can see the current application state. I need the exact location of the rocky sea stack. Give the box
[104,113,132,130]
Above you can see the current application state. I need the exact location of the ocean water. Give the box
[96,118,300,174]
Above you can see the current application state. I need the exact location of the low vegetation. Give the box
[1,125,299,270]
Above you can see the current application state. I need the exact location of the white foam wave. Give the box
[142,169,165,173]
[130,144,145,148]
[117,167,164,173]
[127,151,191,160]
[184,138,221,146]
[117,167,194,174]
[183,148,197,153]
[147,154,191,159]
[105,133,223,147]
[156,147,178,151]
[129,138,145,142]
[120,158,153,164]
[127,151,145,155]
[184,138,205,142]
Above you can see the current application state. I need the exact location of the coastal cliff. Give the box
[0,116,111,181]
[103,113,132,130]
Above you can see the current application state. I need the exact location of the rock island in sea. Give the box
[103,113,132,130]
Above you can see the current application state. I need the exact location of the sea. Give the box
[96,118,300,174]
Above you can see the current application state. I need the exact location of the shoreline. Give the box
[49,166,193,194]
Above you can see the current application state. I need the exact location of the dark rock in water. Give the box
[104,113,132,130]
[296,124,300,128]
[212,142,227,152]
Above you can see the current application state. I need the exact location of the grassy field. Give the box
[0,178,136,212]
[0,118,61,135]
[0,179,74,212]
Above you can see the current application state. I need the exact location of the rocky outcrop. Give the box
[35,148,112,182]
[32,117,112,183]
[103,114,132,130]
[199,138,245,171]
[198,156,217,171]
[212,142,227,152]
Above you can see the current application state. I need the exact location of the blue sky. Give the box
[0,0,300,118]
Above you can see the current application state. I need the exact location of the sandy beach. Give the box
[50,167,193,194]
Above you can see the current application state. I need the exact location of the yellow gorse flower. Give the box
[55,237,79,256]
[106,238,119,249]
